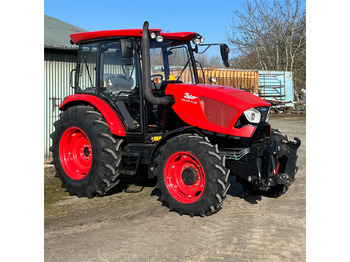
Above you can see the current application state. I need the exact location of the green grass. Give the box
[44,166,68,209]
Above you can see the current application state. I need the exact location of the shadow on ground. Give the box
[105,173,264,205]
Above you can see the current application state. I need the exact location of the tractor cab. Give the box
[69,26,230,139]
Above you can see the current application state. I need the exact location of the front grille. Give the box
[256,106,270,122]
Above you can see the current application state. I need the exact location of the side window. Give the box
[100,41,136,97]
[168,46,194,83]
[77,43,98,93]
[150,47,165,80]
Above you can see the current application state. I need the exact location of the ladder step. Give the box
[120,152,140,176]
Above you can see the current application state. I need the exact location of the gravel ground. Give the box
[44,115,306,262]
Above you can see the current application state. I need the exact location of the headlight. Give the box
[243,108,261,124]
[192,35,205,45]
[156,35,163,42]
[150,32,157,39]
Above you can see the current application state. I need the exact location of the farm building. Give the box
[44,15,294,158]
[44,15,85,158]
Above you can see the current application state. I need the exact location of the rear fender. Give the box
[59,94,126,137]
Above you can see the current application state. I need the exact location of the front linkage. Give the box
[224,129,301,195]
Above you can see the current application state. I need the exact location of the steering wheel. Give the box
[150,74,164,82]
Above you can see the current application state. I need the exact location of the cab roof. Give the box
[70,29,198,44]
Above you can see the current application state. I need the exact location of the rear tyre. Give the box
[154,134,230,217]
[50,105,123,198]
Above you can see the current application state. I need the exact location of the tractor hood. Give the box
[165,83,270,137]
[165,83,270,110]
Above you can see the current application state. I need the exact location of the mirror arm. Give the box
[196,44,211,54]
[195,43,230,67]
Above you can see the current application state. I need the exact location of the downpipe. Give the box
[141,21,172,106]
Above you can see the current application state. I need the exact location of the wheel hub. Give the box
[182,167,198,185]
[81,145,91,159]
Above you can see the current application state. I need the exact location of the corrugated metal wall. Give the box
[44,50,77,158]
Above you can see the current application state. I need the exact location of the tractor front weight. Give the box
[225,135,301,194]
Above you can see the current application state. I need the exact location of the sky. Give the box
[44,0,247,57]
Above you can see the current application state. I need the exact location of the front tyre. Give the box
[51,105,123,198]
[154,134,230,217]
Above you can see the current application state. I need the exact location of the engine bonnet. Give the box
[166,83,270,110]
[165,83,270,137]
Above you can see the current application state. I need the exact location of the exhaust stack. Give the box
[141,21,172,105]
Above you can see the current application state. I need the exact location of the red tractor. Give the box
[51,21,300,217]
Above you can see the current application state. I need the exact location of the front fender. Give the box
[59,94,126,137]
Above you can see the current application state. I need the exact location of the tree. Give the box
[226,0,306,91]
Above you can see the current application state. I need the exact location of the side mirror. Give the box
[220,44,230,67]
[120,39,133,65]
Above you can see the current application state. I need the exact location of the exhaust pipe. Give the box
[141,21,172,105]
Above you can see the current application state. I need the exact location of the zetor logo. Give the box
[182,92,198,104]
[184,92,198,100]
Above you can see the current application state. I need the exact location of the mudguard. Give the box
[59,94,126,137]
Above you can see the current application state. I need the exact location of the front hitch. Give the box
[224,129,301,192]
[270,131,301,187]
[249,133,300,190]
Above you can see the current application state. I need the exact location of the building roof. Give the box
[44,15,86,50]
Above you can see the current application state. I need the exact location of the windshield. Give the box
[150,40,196,84]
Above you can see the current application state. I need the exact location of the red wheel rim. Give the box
[59,127,92,180]
[164,152,205,204]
